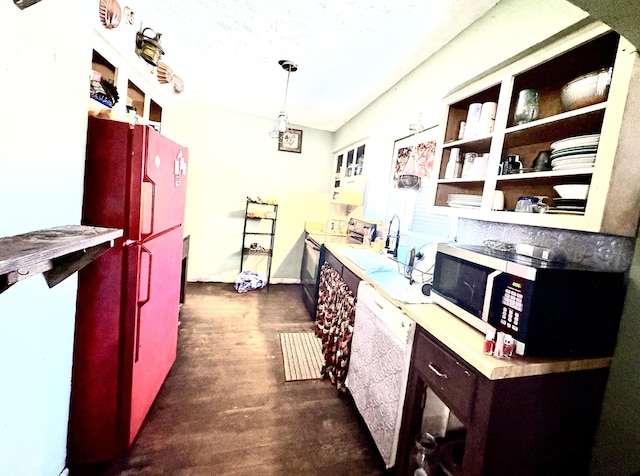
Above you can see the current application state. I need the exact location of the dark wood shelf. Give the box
[0,225,123,293]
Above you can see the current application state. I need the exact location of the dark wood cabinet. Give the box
[396,326,609,476]
[324,249,361,296]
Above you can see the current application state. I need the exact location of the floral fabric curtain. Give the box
[314,262,357,390]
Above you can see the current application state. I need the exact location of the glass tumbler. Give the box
[413,432,437,475]
[514,88,540,125]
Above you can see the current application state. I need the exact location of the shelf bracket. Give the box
[43,242,111,288]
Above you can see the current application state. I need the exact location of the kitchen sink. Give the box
[340,247,432,304]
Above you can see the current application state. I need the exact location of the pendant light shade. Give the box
[277,112,288,133]
[270,60,298,139]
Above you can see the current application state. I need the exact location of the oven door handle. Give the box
[482,270,503,323]
[305,237,321,252]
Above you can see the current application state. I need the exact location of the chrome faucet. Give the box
[385,214,401,258]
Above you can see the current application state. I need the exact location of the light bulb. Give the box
[277,113,288,132]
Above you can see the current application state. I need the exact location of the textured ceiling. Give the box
[133,0,501,131]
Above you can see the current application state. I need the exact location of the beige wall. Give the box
[167,101,334,282]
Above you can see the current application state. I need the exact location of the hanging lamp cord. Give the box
[281,66,292,112]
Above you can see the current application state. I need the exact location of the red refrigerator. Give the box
[68,117,188,464]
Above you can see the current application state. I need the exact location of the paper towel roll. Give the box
[444,148,460,179]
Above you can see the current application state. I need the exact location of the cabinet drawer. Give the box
[414,330,477,422]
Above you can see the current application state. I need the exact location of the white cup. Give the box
[478,102,497,135]
[492,190,505,210]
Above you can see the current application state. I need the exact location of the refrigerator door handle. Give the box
[142,177,157,239]
[138,244,153,307]
[135,245,153,362]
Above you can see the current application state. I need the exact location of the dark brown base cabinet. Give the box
[325,249,361,296]
[395,326,609,476]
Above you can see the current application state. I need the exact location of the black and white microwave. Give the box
[431,243,627,358]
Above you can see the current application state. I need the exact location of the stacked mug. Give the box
[463,102,497,139]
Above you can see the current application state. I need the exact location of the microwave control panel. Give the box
[490,274,530,339]
[500,284,523,332]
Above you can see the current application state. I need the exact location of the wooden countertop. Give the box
[305,222,347,241]
[325,243,611,380]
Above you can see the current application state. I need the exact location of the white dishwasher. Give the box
[346,281,416,469]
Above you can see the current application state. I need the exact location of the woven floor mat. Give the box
[279,332,323,381]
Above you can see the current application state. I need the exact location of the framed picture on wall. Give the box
[278,129,303,153]
[391,125,437,188]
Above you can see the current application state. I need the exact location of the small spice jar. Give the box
[483,328,496,355]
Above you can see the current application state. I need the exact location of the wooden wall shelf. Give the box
[0,225,123,293]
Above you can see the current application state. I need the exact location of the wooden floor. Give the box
[76,283,386,476]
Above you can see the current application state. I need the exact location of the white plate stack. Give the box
[447,194,482,208]
[549,134,600,171]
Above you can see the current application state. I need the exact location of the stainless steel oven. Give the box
[301,234,325,318]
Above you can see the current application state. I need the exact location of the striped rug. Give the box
[279,332,323,381]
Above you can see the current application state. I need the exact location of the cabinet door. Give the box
[128,226,182,443]
[331,141,366,204]
[324,249,343,275]
[341,264,361,297]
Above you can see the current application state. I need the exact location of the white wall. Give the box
[335,0,589,149]
[166,102,334,282]
[589,234,640,475]
[0,1,93,474]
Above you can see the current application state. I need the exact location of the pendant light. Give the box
[397,115,424,189]
[269,60,298,139]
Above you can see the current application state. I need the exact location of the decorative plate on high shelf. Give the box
[99,0,122,29]
[123,6,135,25]
[157,62,173,84]
[172,75,185,94]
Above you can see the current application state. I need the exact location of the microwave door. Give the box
[482,270,503,323]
